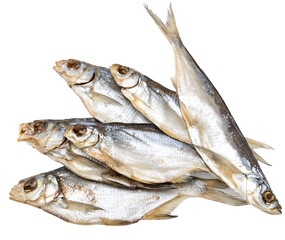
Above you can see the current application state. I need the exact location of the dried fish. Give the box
[9,167,246,225]
[18,119,168,189]
[145,5,281,214]
[110,64,273,166]
[62,121,211,184]
[53,59,150,123]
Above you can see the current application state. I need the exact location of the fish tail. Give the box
[144,4,182,45]
[201,179,247,206]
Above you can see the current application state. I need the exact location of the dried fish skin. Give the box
[146,5,281,214]
[110,64,273,166]
[53,59,150,123]
[63,121,211,184]
[18,119,169,189]
[9,167,246,225]
[110,64,190,143]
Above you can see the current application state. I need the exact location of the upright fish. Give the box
[145,5,281,214]
[9,167,246,225]
[18,119,165,189]
[110,64,273,166]
[53,59,150,123]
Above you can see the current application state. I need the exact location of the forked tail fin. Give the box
[144,4,181,44]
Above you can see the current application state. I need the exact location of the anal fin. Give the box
[142,195,188,220]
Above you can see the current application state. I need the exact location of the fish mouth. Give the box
[260,204,282,215]
[18,123,33,142]
[268,205,282,215]
[9,184,24,203]
[53,60,63,73]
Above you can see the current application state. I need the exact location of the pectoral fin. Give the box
[55,199,103,211]
[121,89,150,111]
[198,178,247,206]
[91,92,123,108]
[245,137,274,150]
[193,145,244,189]
[41,198,104,225]
[202,189,247,206]
[194,145,243,175]
[142,196,188,220]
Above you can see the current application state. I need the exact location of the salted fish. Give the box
[53,59,150,123]
[18,119,168,189]
[9,167,246,225]
[145,5,281,214]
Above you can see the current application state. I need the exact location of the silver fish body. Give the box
[53,59,150,123]
[9,167,246,225]
[109,64,274,165]
[62,120,211,184]
[110,64,190,143]
[146,5,281,214]
[18,119,168,189]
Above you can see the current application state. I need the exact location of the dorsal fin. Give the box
[252,150,272,166]
[245,137,274,150]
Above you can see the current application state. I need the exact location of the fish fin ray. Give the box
[142,195,187,220]
[202,178,229,190]
[179,101,193,144]
[245,137,274,150]
[171,77,177,90]
[91,92,123,107]
[57,199,103,211]
[193,145,244,177]
[121,89,151,111]
[200,178,247,205]
[252,150,272,166]
[41,198,103,225]
[100,218,134,226]
[144,4,181,44]
[202,189,247,206]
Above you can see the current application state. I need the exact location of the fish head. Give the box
[10,172,62,208]
[63,125,100,148]
[53,59,95,86]
[246,176,281,215]
[18,120,66,153]
[109,64,141,88]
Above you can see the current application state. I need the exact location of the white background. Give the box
[1,0,284,239]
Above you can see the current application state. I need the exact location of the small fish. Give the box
[145,5,281,214]
[110,64,190,144]
[9,167,246,225]
[18,119,168,189]
[110,64,272,166]
[53,59,150,123]
[62,121,212,184]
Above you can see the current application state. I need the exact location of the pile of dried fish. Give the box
[10,5,281,225]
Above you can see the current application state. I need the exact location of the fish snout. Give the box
[9,183,23,202]
[18,123,32,142]
[270,203,282,215]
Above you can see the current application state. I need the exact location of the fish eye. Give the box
[33,121,48,134]
[73,125,87,137]
[117,66,130,75]
[67,60,81,70]
[23,178,38,193]
[263,191,275,203]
